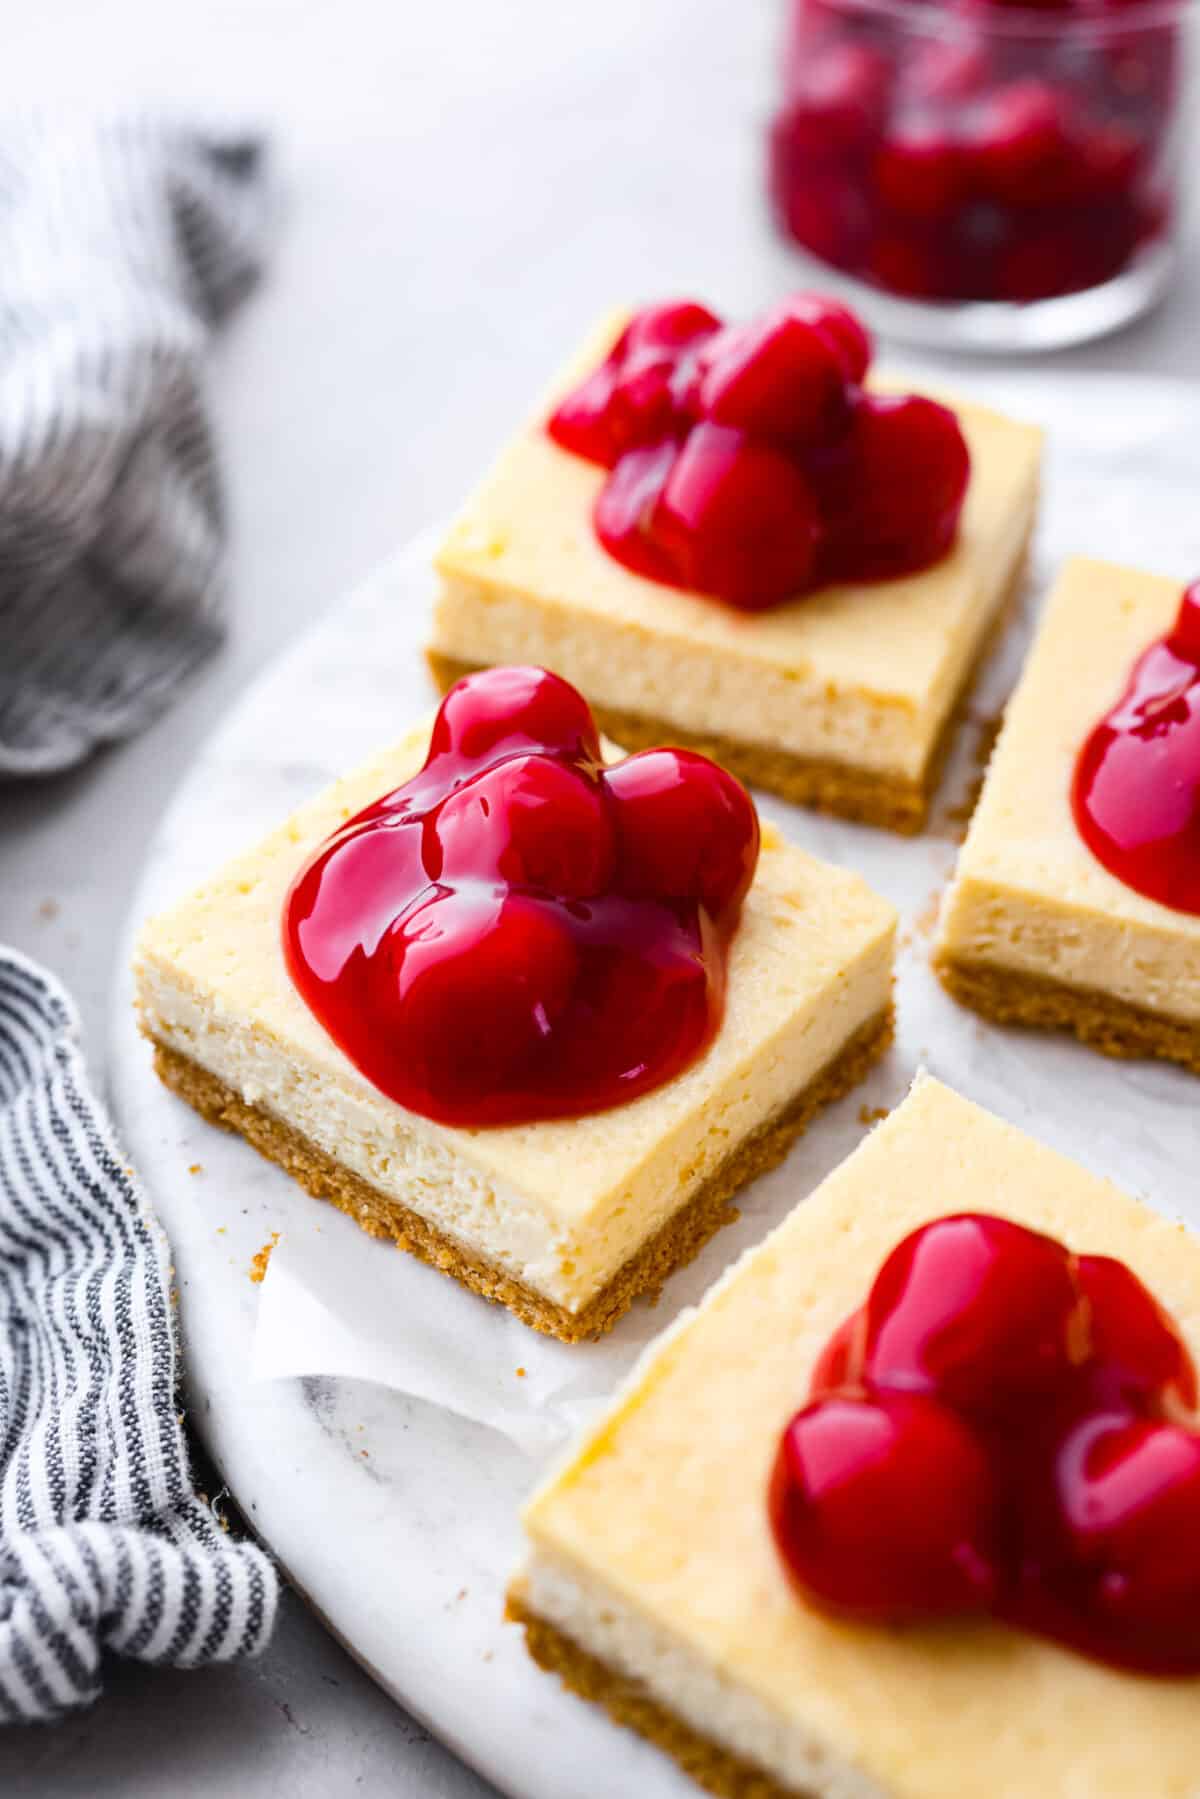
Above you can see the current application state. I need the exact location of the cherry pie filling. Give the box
[1072,580,1200,915]
[768,0,1178,306]
[548,295,970,611]
[283,665,760,1128]
[770,1211,1200,1674]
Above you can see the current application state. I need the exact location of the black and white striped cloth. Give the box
[0,111,268,777]
[0,948,277,1722]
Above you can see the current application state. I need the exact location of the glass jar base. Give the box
[775,242,1174,355]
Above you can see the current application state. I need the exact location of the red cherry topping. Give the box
[606,748,760,916]
[1071,582,1200,916]
[647,425,822,611]
[284,666,759,1127]
[1023,1413,1200,1674]
[1076,1255,1198,1414]
[861,1214,1079,1422]
[809,1305,865,1395]
[697,310,847,447]
[426,755,614,898]
[817,394,971,584]
[771,1211,1200,1673]
[550,294,968,610]
[769,1392,999,1620]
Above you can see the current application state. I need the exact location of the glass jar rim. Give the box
[814,0,1192,41]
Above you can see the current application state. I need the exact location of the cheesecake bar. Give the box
[134,720,896,1342]
[510,1075,1200,1797]
[936,557,1200,1074]
[429,310,1042,833]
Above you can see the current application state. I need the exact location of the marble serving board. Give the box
[111,372,1200,1799]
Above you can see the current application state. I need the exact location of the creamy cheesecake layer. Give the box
[515,1550,884,1799]
[135,727,896,1315]
[431,316,1042,784]
[938,557,1200,1022]
[516,1077,1200,1798]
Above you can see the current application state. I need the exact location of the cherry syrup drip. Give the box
[547,296,970,612]
[1072,582,1200,915]
[769,1213,1200,1675]
[283,666,759,1128]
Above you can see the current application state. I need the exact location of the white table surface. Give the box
[1,1,1199,1792]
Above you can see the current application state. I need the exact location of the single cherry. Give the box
[818,394,970,583]
[874,122,967,220]
[794,294,873,385]
[385,890,581,1104]
[426,753,615,898]
[696,306,848,448]
[1034,1412,1200,1672]
[1076,1254,1198,1415]
[769,1391,998,1620]
[647,423,822,609]
[781,43,892,154]
[285,665,760,1126]
[606,748,760,916]
[548,302,721,468]
[429,664,600,766]
[861,1214,1080,1422]
[1072,581,1200,916]
[971,80,1078,206]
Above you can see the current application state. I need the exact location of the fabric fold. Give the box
[0,112,270,777]
[0,947,277,1724]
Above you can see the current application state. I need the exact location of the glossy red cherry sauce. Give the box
[547,295,969,611]
[769,1212,1200,1674]
[283,666,760,1128]
[1072,582,1200,915]
[769,0,1179,306]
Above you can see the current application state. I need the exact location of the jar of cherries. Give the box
[768,0,1190,348]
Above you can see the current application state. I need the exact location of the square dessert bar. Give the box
[429,314,1042,833]
[134,726,896,1343]
[936,557,1200,1073]
[510,1075,1200,1797]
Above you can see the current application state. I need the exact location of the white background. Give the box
[1,2,1199,1793]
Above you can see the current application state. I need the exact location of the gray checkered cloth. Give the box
[0,111,269,776]
[0,949,278,1721]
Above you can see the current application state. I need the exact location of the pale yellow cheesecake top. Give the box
[938,557,1200,1017]
[433,313,1043,756]
[524,1076,1200,1797]
[135,724,896,1309]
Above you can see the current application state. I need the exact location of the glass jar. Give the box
[767,0,1191,350]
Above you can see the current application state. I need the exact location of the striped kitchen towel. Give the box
[0,111,269,778]
[0,947,277,1723]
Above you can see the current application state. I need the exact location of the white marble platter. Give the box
[111,372,1200,1799]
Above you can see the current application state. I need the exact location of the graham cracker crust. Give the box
[426,526,1030,836]
[934,954,1200,1077]
[149,1004,892,1343]
[506,1592,800,1799]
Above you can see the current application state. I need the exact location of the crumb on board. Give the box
[216,1226,226,1236]
[188,1163,203,1176]
[858,1104,890,1127]
[249,1232,281,1284]
[37,898,59,921]
[515,1367,527,1378]
[913,886,944,941]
